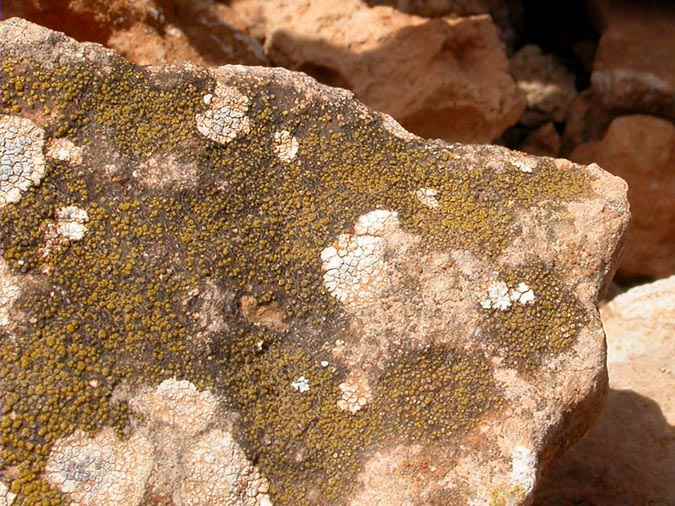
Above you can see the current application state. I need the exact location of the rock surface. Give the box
[572,115,675,279]
[0,18,628,506]
[5,0,267,67]
[535,276,675,505]
[519,122,561,158]
[241,0,525,143]
[510,45,578,127]
[592,0,675,118]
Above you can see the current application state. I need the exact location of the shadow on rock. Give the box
[534,388,675,506]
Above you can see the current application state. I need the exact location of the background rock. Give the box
[0,19,629,506]
[571,115,675,279]
[535,276,675,505]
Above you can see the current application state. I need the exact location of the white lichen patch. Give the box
[135,153,198,190]
[176,429,273,506]
[291,376,310,393]
[514,157,537,174]
[0,481,16,506]
[46,138,83,164]
[509,282,536,305]
[0,259,20,328]
[56,206,89,241]
[510,446,537,495]
[321,210,400,304]
[45,428,154,506]
[0,114,46,206]
[129,378,219,436]
[196,82,251,144]
[273,130,299,162]
[481,281,536,310]
[337,370,372,414]
[415,188,440,209]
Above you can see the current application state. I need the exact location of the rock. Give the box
[510,45,578,127]
[6,0,267,67]
[519,122,561,158]
[249,0,525,143]
[535,276,675,505]
[571,115,675,279]
[0,18,628,506]
[592,0,675,118]
[561,89,613,156]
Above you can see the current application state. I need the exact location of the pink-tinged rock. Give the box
[0,18,628,506]
[246,0,525,143]
[535,276,675,505]
[592,0,675,118]
[572,114,675,279]
[519,122,561,158]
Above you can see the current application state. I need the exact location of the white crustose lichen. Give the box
[0,115,46,206]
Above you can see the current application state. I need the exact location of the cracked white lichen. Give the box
[415,188,440,209]
[48,379,273,505]
[177,429,273,506]
[0,481,16,506]
[337,371,371,414]
[0,259,20,328]
[481,281,536,310]
[0,115,46,206]
[196,82,251,144]
[321,210,399,304]
[46,138,82,164]
[45,428,154,506]
[273,130,299,162]
[510,446,537,495]
[514,158,536,174]
[56,206,89,241]
[291,376,310,393]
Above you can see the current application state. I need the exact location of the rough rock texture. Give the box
[510,45,578,127]
[0,19,628,506]
[592,0,675,119]
[572,115,675,279]
[241,0,525,143]
[535,276,675,505]
[5,0,267,67]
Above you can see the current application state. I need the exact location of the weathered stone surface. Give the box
[510,45,578,127]
[561,89,613,156]
[0,19,628,506]
[519,122,561,158]
[572,114,675,279]
[535,276,675,505]
[592,0,675,118]
[6,0,267,67]
[240,0,525,143]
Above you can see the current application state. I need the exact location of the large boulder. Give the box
[591,0,675,118]
[0,19,628,506]
[571,115,675,279]
[233,0,525,143]
[535,276,675,505]
[5,0,267,67]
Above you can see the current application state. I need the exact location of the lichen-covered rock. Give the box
[6,0,267,67]
[510,45,578,127]
[535,276,675,505]
[571,114,675,279]
[591,0,675,119]
[0,18,629,506]
[238,0,525,143]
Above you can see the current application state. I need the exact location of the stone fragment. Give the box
[6,0,267,67]
[519,122,561,157]
[0,19,629,506]
[510,45,578,127]
[571,115,675,278]
[592,0,675,118]
[254,0,525,143]
[535,276,675,505]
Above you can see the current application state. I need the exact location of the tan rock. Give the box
[6,0,267,67]
[535,276,675,505]
[0,19,629,506]
[561,89,613,156]
[572,115,675,278]
[256,0,525,143]
[519,122,561,158]
[592,0,675,118]
[510,45,578,127]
